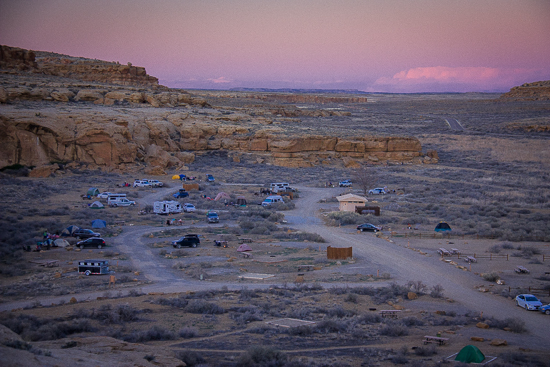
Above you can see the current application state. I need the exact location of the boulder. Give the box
[471,336,485,342]
[476,322,490,329]
[74,89,105,102]
[490,339,508,346]
[29,164,59,178]
[407,292,418,300]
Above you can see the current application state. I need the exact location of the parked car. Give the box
[172,234,200,248]
[149,180,163,187]
[109,198,136,207]
[133,179,152,188]
[76,237,106,249]
[73,228,101,239]
[97,192,113,199]
[339,180,352,187]
[206,174,215,182]
[173,189,189,198]
[368,188,387,195]
[541,304,550,315]
[207,212,219,223]
[183,203,196,212]
[515,294,543,310]
[357,223,382,232]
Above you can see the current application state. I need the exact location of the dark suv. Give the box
[76,238,106,249]
[73,229,101,239]
[172,234,200,248]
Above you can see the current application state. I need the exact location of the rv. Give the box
[78,259,109,276]
[262,195,284,207]
[154,201,183,215]
[270,182,294,193]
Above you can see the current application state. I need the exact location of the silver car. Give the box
[515,294,542,310]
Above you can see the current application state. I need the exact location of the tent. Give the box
[90,201,105,209]
[237,244,252,252]
[87,188,100,197]
[54,238,70,248]
[435,221,452,232]
[61,225,79,236]
[91,219,107,228]
[455,345,485,364]
[236,196,247,206]
[172,174,180,180]
[214,192,231,201]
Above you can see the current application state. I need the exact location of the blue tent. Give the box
[61,225,79,236]
[435,222,452,232]
[91,219,107,228]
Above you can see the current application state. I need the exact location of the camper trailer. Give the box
[78,259,109,276]
[154,201,183,215]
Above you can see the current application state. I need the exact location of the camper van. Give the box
[154,201,183,215]
[78,259,109,276]
[262,195,284,207]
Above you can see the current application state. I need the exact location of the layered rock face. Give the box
[0,106,429,173]
[0,45,436,174]
[499,80,550,101]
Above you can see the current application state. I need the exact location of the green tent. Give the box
[87,187,100,197]
[455,345,485,363]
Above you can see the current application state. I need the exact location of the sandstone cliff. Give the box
[0,45,437,174]
[499,80,550,101]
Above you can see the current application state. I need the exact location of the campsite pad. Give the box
[237,273,275,280]
[266,318,316,328]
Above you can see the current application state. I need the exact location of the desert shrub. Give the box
[267,212,284,222]
[273,231,326,242]
[485,317,526,333]
[314,320,347,334]
[379,321,408,337]
[482,272,501,282]
[402,317,424,327]
[288,307,313,320]
[239,287,261,301]
[391,354,409,364]
[358,313,382,324]
[3,339,33,351]
[407,280,427,293]
[371,283,409,304]
[414,345,437,356]
[237,346,288,367]
[496,352,543,367]
[176,350,206,367]
[156,296,188,308]
[344,293,358,303]
[179,327,198,338]
[287,325,314,336]
[231,311,263,325]
[185,299,225,314]
[430,284,445,298]
[501,242,514,249]
[27,319,94,341]
[324,211,364,226]
[123,326,176,343]
[325,306,356,318]
[488,245,502,253]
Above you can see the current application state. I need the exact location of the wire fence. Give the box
[389,231,548,242]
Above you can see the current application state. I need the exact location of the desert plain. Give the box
[0,46,550,367]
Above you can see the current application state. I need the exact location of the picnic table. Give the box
[423,335,449,346]
[515,265,530,274]
[379,310,401,319]
[450,248,460,255]
[464,256,477,263]
[438,248,450,256]
[239,238,253,244]
[297,265,314,272]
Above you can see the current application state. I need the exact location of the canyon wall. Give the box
[499,80,550,101]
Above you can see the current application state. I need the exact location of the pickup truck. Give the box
[109,198,136,207]
[133,179,152,188]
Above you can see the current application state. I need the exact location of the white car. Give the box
[339,180,352,187]
[149,180,163,187]
[183,203,196,213]
[368,188,387,195]
[97,192,113,199]
[515,294,543,311]
[133,179,152,188]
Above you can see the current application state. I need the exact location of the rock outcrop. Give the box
[0,44,437,173]
[499,80,550,101]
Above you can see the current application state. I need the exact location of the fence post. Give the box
[507,254,508,261]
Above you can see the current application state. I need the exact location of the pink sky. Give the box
[1,0,549,92]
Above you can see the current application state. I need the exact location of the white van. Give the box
[262,195,284,207]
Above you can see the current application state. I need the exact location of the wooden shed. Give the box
[336,193,368,212]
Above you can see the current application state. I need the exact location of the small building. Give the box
[336,193,368,212]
